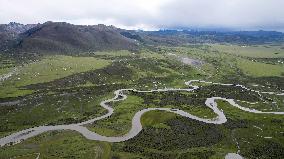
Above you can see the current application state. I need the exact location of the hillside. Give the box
[0,22,36,52]
[1,22,138,55]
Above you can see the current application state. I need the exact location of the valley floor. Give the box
[0,44,284,159]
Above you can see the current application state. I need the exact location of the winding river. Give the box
[1,80,284,158]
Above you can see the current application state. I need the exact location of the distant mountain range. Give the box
[1,22,284,56]
[133,29,284,46]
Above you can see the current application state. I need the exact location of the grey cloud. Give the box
[0,0,284,31]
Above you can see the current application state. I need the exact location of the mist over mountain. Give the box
[1,0,284,32]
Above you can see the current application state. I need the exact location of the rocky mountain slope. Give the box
[0,22,36,51]
[1,22,138,55]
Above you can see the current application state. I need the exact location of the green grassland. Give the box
[0,56,15,75]
[0,55,110,98]
[237,59,284,77]
[17,55,110,85]
[0,131,111,159]
[211,44,284,58]
[88,95,145,136]
[1,43,284,158]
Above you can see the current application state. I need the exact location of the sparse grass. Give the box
[94,50,133,56]
[0,131,112,159]
[211,44,284,58]
[0,56,16,75]
[0,67,13,75]
[0,55,110,97]
[237,59,284,77]
[16,55,110,86]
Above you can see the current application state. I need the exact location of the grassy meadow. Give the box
[0,55,110,97]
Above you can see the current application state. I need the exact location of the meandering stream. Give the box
[1,80,284,158]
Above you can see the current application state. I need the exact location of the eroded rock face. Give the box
[167,53,203,67]
[225,153,243,159]
[0,22,37,51]
[0,22,36,34]
[180,57,203,66]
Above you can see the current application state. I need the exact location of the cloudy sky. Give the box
[1,0,284,31]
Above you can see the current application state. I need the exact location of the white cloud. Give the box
[0,0,284,31]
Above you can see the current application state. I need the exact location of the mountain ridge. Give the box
[0,22,139,55]
[1,21,284,56]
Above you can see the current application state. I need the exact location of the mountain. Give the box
[1,22,139,55]
[131,29,284,46]
[1,22,284,56]
[0,22,36,34]
[0,22,36,51]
